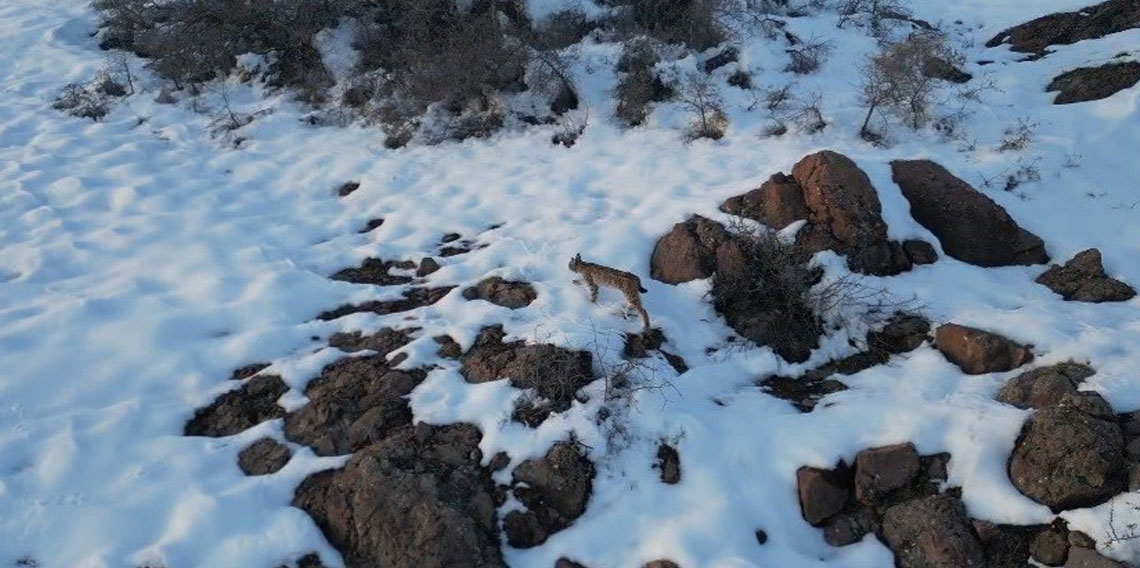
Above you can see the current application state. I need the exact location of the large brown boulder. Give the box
[284,356,422,456]
[292,424,504,568]
[880,495,985,568]
[185,374,288,437]
[650,215,736,284]
[986,0,1140,54]
[934,324,1034,375]
[791,150,889,252]
[797,464,852,526]
[997,363,1096,410]
[504,441,595,548]
[720,172,808,230]
[853,443,920,504]
[891,160,1049,267]
[1037,249,1136,303]
[460,326,594,412]
[1009,395,1126,511]
[1064,547,1132,568]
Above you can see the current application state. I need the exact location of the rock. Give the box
[1032,523,1071,566]
[880,495,985,568]
[823,508,874,547]
[854,443,921,504]
[703,46,739,73]
[284,356,422,456]
[890,160,1049,267]
[230,362,270,381]
[869,313,931,355]
[1061,391,1116,420]
[650,215,735,284]
[976,523,1049,568]
[1047,61,1140,104]
[185,375,288,437]
[997,362,1095,409]
[1036,249,1136,302]
[292,424,504,568]
[317,286,455,321]
[1065,547,1130,568]
[416,257,441,277]
[1009,403,1125,511]
[760,375,848,412]
[507,442,595,548]
[435,334,463,359]
[238,437,291,475]
[1070,531,1098,549]
[462,276,537,309]
[755,529,768,545]
[624,328,666,358]
[327,327,413,355]
[791,150,889,253]
[358,218,384,233]
[644,561,680,568]
[923,56,972,83]
[1120,410,1140,442]
[797,464,852,526]
[902,239,939,265]
[336,181,360,197]
[720,173,808,230]
[460,326,594,411]
[331,258,414,286]
[986,0,1140,55]
[934,324,1033,375]
[555,559,589,568]
[656,443,682,484]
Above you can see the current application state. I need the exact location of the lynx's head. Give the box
[568,253,583,273]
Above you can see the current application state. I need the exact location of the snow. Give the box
[2,0,1140,567]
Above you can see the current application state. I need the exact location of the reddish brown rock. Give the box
[650,215,735,284]
[891,160,1048,267]
[1037,249,1136,302]
[854,443,921,504]
[238,437,291,475]
[797,464,852,526]
[934,324,1034,375]
[720,172,808,230]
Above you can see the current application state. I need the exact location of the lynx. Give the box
[568,253,651,330]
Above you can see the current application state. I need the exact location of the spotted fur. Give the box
[568,253,650,330]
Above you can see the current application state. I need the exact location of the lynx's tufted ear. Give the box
[574,253,582,261]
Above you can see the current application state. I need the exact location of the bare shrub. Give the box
[998,116,1038,152]
[53,84,111,120]
[791,90,827,133]
[857,31,964,137]
[785,36,832,74]
[727,68,752,88]
[675,72,728,140]
[606,0,732,49]
[836,0,923,37]
[614,40,673,126]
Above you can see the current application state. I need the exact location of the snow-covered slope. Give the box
[1,1,1139,567]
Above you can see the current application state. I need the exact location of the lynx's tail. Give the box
[639,286,648,293]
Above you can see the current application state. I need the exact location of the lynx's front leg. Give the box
[586,276,599,303]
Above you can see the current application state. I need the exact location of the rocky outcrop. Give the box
[238,437,292,475]
[1047,61,1140,104]
[720,151,936,276]
[503,441,595,548]
[854,443,921,504]
[185,374,288,437]
[462,276,537,309]
[997,362,1096,410]
[797,463,853,526]
[460,326,594,413]
[881,495,985,568]
[986,0,1140,55]
[891,160,1048,267]
[331,257,415,286]
[292,424,505,568]
[934,324,1034,375]
[284,355,423,456]
[1009,394,1126,511]
[1037,249,1136,302]
[327,327,413,355]
[649,215,737,284]
[317,286,455,320]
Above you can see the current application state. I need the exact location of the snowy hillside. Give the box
[2,0,1140,567]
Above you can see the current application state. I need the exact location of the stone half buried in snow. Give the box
[1036,248,1136,303]
[184,374,288,437]
[461,276,537,309]
[996,362,1096,410]
[292,423,505,568]
[881,495,985,568]
[503,441,595,549]
[1047,61,1140,105]
[649,214,737,284]
[934,323,1034,375]
[1008,392,1126,512]
[890,159,1049,267]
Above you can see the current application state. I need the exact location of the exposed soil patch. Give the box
[330,258,415,286]
[316,286,455,321]
[986,0,1140,55]
[185,374,288,437]
[1047,61,1140,104]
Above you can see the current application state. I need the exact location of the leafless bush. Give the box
[836,0,919,37]
[858,31,964,137]
[53,65,132,120]
[727,68,753,88]
[981,157,1043,193]
[785,36,832,74]
[998,116,1038,152]
[614,40,673,126]
[675,72,728,140]
[606,0,732,49]
[791,90,827,133]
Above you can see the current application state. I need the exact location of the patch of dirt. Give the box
[316,286,455,321]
